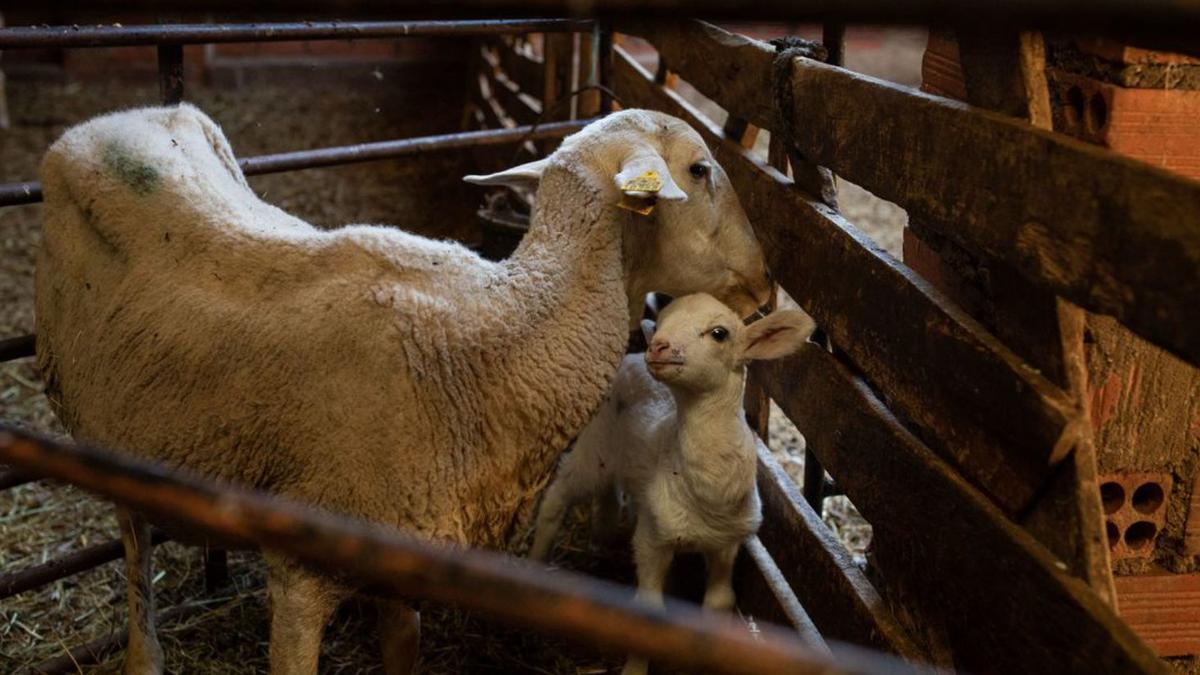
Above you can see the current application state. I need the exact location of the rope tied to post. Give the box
[767,37,839,208]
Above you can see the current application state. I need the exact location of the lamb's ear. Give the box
[640,318,657,345]
[463,157,550,193]
[614,152,687,202]
[740,310,816,361]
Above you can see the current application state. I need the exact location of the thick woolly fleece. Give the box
[35,105,769,549]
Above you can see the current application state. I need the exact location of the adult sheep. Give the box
[35,104,771,674]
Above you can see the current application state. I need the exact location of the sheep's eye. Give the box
[710,326,729,342]
[689,162,709,179]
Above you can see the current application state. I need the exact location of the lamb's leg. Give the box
[702,543,740,611]
[530,476,572,561]
[378,599,421,675]
[589,479,622,548]
[623,521,674,675]
[117,507,164,675]
[266,556,344,675]
[630,521,673,607]
[530,454,594,562]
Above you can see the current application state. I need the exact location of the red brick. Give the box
[919,30,966,100]
[1099,472,1173,561]
[1114,572,1200,657]
[1048,69,1200,180]
[1074,37,1200,66]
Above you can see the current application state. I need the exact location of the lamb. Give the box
[34,104,772,674]
[529,293,814,675]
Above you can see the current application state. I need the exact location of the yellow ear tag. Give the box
[618,170,662,215]
[621,170,663,194]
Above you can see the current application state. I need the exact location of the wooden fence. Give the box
[2,9,1198,675]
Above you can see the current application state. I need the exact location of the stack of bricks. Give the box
[920,31,1200,658]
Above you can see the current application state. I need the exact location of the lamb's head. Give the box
[464,109,772,325]
[642,293,815,393]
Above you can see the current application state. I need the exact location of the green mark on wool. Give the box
[103,142,161,196]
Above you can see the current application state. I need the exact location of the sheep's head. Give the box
[642,293,814,393]
[464,109,772,326]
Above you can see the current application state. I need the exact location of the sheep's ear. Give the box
[640,318,657,345]
[741,310,816,362]
[614,152,687,202]
[463,158,549,192]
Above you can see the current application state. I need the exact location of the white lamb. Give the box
[35,105,772,674]
[530,293,814,675]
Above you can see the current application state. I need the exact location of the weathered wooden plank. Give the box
[624,20,1200,368]
[481,43,543,126]
[615,47,1079,513]
[542,32,573,119]
[755,441,923,659]
[756,346,1167,675]
[487,35,545,96]
[952,29,1117,605]
[492,71,541,126]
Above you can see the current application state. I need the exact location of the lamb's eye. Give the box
[689,162,709,179]
[710,326,729,342]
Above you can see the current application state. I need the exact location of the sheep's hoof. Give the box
[122,651,164,675]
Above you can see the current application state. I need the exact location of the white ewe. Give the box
[34,105,771,674]
[530,293,814,675]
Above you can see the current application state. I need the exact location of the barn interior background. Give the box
[0,2,1197,674]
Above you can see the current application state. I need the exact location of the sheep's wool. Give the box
[36,104,632,547]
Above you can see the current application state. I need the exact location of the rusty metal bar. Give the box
[597,22,614,113]
[0,530,169,599]
[0,182,40,206]
[0,470,36,490]
[0,19,592,49]
[0,333,35,361]
[0,119,589,208]
[23,598,218,675]
[238,119,587,173]
[157,44,184,104]
[822,23,846,67]
[0,426,913,675]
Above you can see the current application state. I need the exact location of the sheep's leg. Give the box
[702,543,740,611]
[118,507,164,675]
[378,599,420,675]
[623,522,674,675]
[266,557,344,675]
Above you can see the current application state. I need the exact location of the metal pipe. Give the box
[238,118,588,174]
[0,119,590,208]
[0,19,592,49]
[0,530,169,599]
[597,22,614,113]
[0,427,913,675]
[822,23,846,67]
[0,333,35,361]
[0,182,41,207]
[157,44,184,104]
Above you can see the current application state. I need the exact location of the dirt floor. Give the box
[1,27,918,673]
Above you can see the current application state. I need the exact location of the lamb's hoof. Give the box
[621,656,650,675]
[702,588,736,612]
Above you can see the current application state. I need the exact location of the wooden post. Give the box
[909,27,1117,605]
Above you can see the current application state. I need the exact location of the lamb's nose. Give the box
[649,340,671,358]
